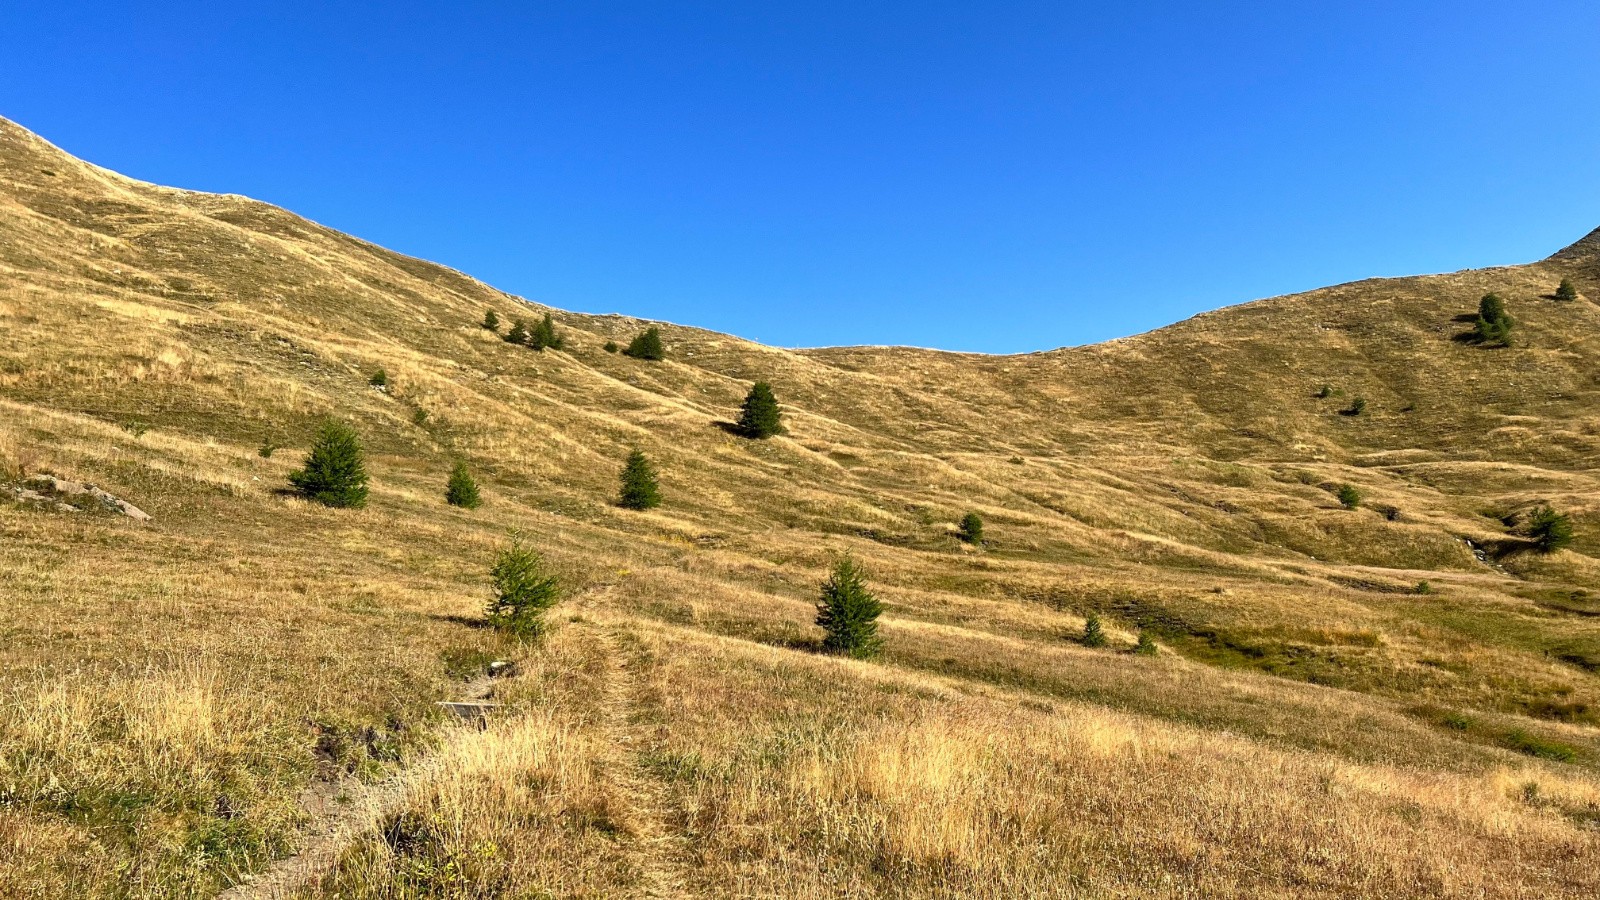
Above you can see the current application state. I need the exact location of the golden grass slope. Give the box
[1,115,1598,897]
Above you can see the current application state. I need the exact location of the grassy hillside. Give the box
[2,114,1599,898]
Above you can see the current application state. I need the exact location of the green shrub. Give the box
[288,419,369,508]
[257,438,278,459]
[1503,728,1577,762]
[1415,580,1433,595]
[445,461,481,510]
[411,407,430,427]
[505,319,529,344]
[603,340,619,353]
[368,369,388,388]
[957,511,984,545]
[1474,293,1514,346]
[1082,613,1107,648]
[1315,384,1333,399]
[1134,629,1158,655]
[1337,484,1363,509]
[1346,397,1367,416]
[482,310,500,331]
[624,326,665,360]
[618,449,661,510]
[815,557,883,658]
[1555,278,1578,302]
[529,313,564,351]
[736,381,784,438]
[1527,506,1574,553]
[485,535,560,638]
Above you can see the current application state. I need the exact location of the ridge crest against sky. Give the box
[4,2,1597,353]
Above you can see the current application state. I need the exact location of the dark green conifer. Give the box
[1527,506,1574,553]
[618,449,662,510]
[1555,279,1578,302]
[529,313,564,351]
[368,369,388,388]
[1337,484,1363,509]
[505,318,529,344]
[1082,613,1107,648]
[957,511,984,545]
[604,340,620,353]
[446,460,482,510]
[485,533,560,638]
[623,326,665,360]
[288,419,369,508]
[736,381,784,438]
[1134,629,1158,655]
[815,557,883,658]
[1474,293,1514,346]
[483,310,500,331]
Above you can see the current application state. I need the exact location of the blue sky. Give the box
[4,2,1597,353]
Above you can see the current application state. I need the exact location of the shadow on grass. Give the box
[428,613,493,630]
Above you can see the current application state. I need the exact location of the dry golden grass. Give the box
[2,115,1599,897]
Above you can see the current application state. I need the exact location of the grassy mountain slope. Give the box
[2,115,1599,898]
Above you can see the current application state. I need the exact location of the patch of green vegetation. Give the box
[1503,728,1577,763]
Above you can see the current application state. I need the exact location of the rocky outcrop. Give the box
[9,475,151,521]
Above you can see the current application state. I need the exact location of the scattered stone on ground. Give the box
[8,474,151,521]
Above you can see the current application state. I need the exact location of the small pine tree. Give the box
[1347,397,1367,416]
[736,381,784,438]
[528,313,564,351]
[1555,279,1579,302]
[957,511,984,544]
[1337,484,1363,509]
[289,419,369,508]
[1527,506,1574,553]
[604,340,620,353]
[368,369,388,388]
[1474,293,1514,345]
[624,326,665,360]
[505,318,529,344]
[1134,629,1158,655]
[258,438,278,459]
[1082,613,1107,648]
[485,534,560,638]
[618,449,662,510]
[446,461,482,510]
[815,557,883,658]
[482,310,500,331]
[1315,384,1333,399]
[1415,580,1433,595]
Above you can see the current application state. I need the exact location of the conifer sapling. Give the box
[618,449,662,510]
[1082,613,1107,648]
[1555,279,1578,302]
[624,326,665,360]
[1527,506,1574,554]
[446,460,482,510]
[506,318,529,344]
[736,381,784,438]
[957,511,984,544]
[482,309,500,331]
[288,419,370,508]
[485,533,560,638]
[1134,629,1158,655]
[815,557,883,658]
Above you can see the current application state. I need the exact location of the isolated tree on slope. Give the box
[957,511,984,544]
[1527,506,1574,554]
[618,449,662,510]
[624,326,665,360]
[1474,293,1514,346]
[485,533,560,638]
[482,309,500,331]
[815,557,883,658]
[1555,279,1579,302]
[289,419,369,508]
[446,460,482,509]
[736,381,784,438]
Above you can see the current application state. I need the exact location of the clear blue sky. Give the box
[4,3,1597,353]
